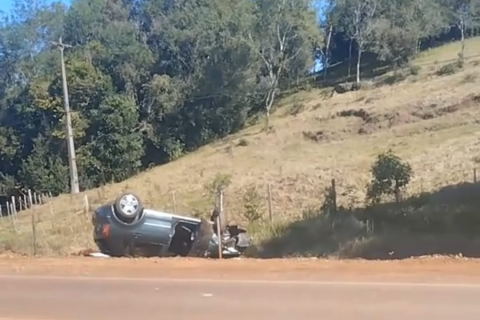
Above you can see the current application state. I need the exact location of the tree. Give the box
[369,20,417,67]
[366,150,413,204]
[19,134,69,195]
[336,0,378,83]
[413,0,447,52]
[367,0,445,67]
[139,0,258,159]
[440,0,480,64]
[246,0,320,129]
[315,0,335,80]
[242,184,264,223]
[85,94,144,184]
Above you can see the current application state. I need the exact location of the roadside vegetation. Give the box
[1,0,480,257]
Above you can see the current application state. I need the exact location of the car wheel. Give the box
[113,192,144,221]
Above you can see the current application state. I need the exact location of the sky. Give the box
[0,0,72,14]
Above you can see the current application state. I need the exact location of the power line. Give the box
[50,37,79,194]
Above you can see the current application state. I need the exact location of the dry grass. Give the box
[413,38,480,69]
[2,37,480,256]
[0,197,94,256]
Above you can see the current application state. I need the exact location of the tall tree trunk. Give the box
[265,109,270,129]
[348,38,352,78]
[323,24,333,81]
[356,48,362,84]
[264,87,277,130]
[460,23,465,64]
[395,187,401,203]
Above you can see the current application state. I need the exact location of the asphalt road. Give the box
[1,275,480,320]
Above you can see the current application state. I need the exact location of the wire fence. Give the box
[0,167,478,256]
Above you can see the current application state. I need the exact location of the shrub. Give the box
[461,72,477,84]
[242,184,264,223]
[320,182,337,215]
[204,173,232,203]
[436,61,462,76]
[366,150,413,204]
[289,102,306,116]
[409,65,420,75]
[238,138,249,147]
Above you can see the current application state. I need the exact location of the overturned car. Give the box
[91,192,250,258]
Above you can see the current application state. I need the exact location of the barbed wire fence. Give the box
[0,190,51,233]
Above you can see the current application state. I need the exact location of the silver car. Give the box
[91,192,250,258]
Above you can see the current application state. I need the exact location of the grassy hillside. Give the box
[2,38,480,257]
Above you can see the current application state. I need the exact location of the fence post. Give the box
[24,194,27,209]
[331,179,337,213]
[9,202,17,233]
[31,213,37,256]
[49,200,55,231]
[267,183,273,222]
[11,196,16,215]
[216,190,224,259]
[11,196,17,228]
[84,195,89,216]
[28,189,33,207]
[0,204,4,225]
[474,168,477,183]
[172,191,177,213]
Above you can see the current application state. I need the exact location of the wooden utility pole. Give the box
[51,37,79,194]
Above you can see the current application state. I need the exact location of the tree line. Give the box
[0,0,478,197]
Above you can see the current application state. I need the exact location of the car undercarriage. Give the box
[91,192,250,258]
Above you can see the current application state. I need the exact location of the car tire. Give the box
[113,192,144,221]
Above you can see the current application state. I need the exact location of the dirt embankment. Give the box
[2,255,480,283]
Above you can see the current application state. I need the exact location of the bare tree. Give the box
[456,1,479,63]
[315,0,335,80]
[442,0,480,64]
[338,0,378,84]
[247,0,320,129]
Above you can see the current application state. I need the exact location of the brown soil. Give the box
[2,255,480,282]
